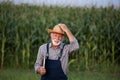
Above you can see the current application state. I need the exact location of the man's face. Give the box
[50,33,64,46]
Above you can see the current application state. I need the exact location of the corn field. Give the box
[0,2,120,72]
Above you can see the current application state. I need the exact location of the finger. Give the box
[41,67,45,70]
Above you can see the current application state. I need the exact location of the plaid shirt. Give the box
[34,38,79,74]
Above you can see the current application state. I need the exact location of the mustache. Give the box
[51,39,62,46]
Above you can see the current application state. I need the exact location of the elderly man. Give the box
[34,23,79,80]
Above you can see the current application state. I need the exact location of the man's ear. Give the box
[50,33,52,37]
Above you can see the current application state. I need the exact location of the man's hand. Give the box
[58,23,75,42]
[38,67,46,76]
[58,24,69,33]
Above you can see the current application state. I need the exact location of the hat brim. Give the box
[47,29,64,35]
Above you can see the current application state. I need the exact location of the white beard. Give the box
[52,39,61,46]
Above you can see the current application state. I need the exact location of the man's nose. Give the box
[56,36,59,40]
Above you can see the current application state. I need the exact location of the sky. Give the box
[1,0,120,8]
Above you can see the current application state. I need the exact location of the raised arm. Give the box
[58,24,75,42]
[59,23,79,53]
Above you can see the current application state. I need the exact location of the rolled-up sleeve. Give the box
[67,38,79,53]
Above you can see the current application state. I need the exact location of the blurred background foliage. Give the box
[0,2,120,73]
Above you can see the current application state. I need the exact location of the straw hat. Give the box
[47,24,65,35]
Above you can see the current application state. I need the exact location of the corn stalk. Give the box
[1,26,6,69]
[26,34,30,67]
[15,26,20,67]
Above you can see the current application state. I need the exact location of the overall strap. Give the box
[58,44,66,60]
[46,43,49,59]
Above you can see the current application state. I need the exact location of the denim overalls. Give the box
[41,43,68,80]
